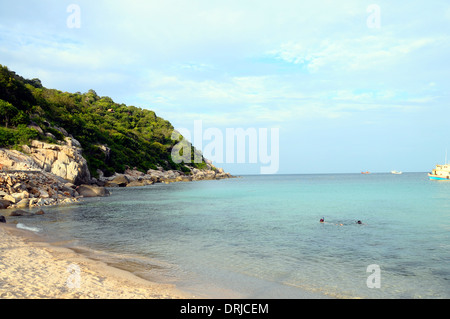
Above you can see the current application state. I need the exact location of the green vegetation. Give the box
[0,64,204,176]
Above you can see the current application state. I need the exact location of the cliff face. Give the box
[0,137,91,185]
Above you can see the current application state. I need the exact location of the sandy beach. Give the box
[0,224,191,299]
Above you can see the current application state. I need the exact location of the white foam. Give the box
[16,223,41,233]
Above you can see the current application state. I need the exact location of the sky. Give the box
[0,0,449,174]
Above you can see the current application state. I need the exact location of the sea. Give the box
[9,173,450,299]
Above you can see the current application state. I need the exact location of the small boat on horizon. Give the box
[391,171,402,175]
[429,151,450,180]
[429,164,450,180]
[361,171,370,174]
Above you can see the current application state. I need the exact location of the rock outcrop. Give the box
[28,138,90,185]
[189,167,232,181]
[0,137,90,185]
[0,171,82,209]
[76,184,110,198]
[97,166,234,188]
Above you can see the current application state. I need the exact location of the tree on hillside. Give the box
[0,99,18,128]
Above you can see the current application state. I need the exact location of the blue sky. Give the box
[1,0,449,174]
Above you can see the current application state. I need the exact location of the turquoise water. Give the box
[12,173,450,298]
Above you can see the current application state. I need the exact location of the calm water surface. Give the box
[13,173,450,298]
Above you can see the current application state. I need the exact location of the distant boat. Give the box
[428,164,450,180]
[391,171,402,175]
[429,151,450,180]
[361,171,370,174]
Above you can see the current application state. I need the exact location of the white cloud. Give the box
[137,71,426,130]
[269,35,441,73]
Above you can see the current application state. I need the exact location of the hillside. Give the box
[0,65,207,178]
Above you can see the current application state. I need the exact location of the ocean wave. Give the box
[16,223,41,233]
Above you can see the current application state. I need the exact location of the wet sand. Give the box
[0,224,192,299]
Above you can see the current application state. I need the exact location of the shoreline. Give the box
[0,223,194,299]
[0,169,236,299]
[0,176,335,300]
[0,166,235,213]
[0,188,328,300]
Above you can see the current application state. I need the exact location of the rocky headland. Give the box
[0,65,233,222]
[99,165,233,188]
[0,137,233,219]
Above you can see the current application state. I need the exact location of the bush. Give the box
[0,99,18,128]
[46,127,65,141]
[0,127,15,147]
[15,124,39,145]
[0,125,38,147]
[11,110,29,126]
